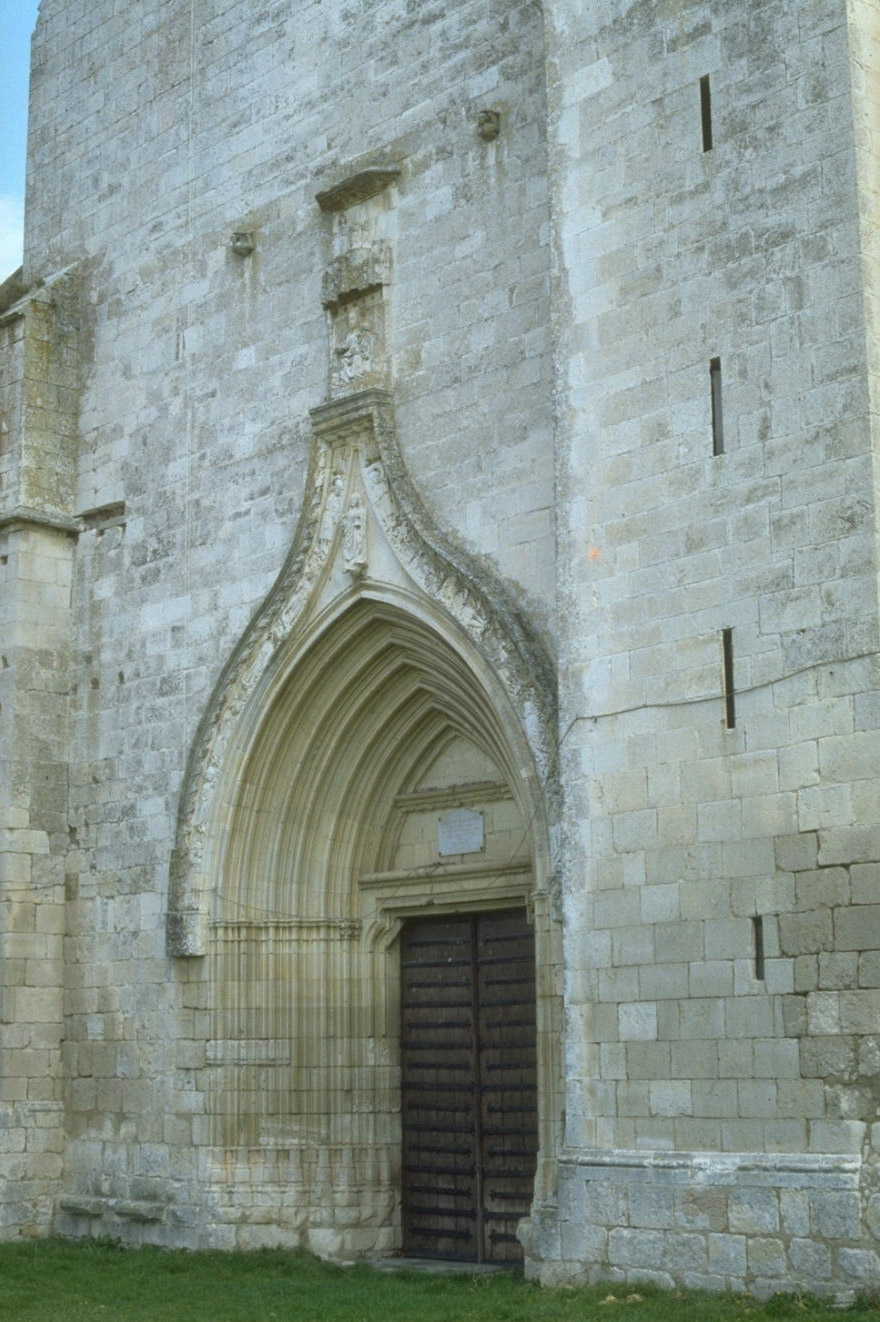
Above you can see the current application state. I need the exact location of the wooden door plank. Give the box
[476,911,538,1264]
[401,910,537,1264]
[401,918,478,1261]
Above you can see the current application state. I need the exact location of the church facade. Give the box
[1,0,880,1298]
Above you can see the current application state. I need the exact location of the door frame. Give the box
[361,869,560,1258]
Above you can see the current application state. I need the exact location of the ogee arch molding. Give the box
[167,389,559,955]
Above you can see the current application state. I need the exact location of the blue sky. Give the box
[1,0,42,277]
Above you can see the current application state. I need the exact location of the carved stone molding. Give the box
[321,245,392,309]
[315,166,401,213]
[166,388,557,956]
[0,505,81,538]
[323,245,392,397]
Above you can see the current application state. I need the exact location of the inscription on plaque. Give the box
[438,807,484,856]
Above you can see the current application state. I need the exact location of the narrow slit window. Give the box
[752,915,765,980]
[722,627,735,728]
[700,75,713,151]
[710,357,724,455]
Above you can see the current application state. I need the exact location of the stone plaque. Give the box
[438,807,484,856]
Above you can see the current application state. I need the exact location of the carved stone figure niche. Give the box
[322,245,391,398]
[328,287,385,394]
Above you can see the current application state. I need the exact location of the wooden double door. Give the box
[400,909,538,1263]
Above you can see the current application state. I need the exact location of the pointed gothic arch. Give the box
[166,390,562,1257]
[218,595,541,921]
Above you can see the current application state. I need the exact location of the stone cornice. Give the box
[0,505,80,537]
[315,166,401,212]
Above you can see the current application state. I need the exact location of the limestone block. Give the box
[704,918,752,960]
[681,999,725,1040]
[600,1043,627,1080]
[779,1190,810,1238]
[818,827,880,866]
[728,1190,779,1236]
[763,959,795,995]
[639,963,688,999]
[608,1228,666,1270]
[687,957,734,994]
[850,863,880,903]
[800,1035,856,1080]
[678,881,731,922]
[808,1191,860,1241]
[797,786,855,832]
[778,910,833,956]
[112,1201,164,1224]
[0,854,32,885]
[628,1186,674,1229]
[795,868,850,912]
[737,1082,777,1119]
[834,905,880,951]
[235,1224,300,1251]
[639,883,680,924]
[859,952,880,986]
[747,1237,787,1279]
[753,1040,799,1079]
[618,1003,657,1041]
[654,921,704,963]
[838,990,880,1033]
[612,926,655,966]
[706,1232,746,1277]
[662,1232,708,1275]
[624,1042,670,1080]
[807,1120,865,1153]
[793,957,819,993]
[807,991,841,1035]
[304,1227,343,1260]
[818,952,858,989]
[838,1248,880,1282]
[670,1042,717,1082]
[647,1082,692,1118]
[559,1219,608,1262]
[857,1036,880,1076]
[57,1196,106,1217]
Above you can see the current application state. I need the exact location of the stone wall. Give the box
[1,0,878,1296]
[22,0,557,1257]
[543,0,880,1297]
[0,272,80,1235]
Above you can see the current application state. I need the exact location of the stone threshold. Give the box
[367,1257,516,1275]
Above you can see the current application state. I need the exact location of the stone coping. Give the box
[561,1148,861,1185]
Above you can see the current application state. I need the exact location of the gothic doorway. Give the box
[167,391,561,1259]
[400,909,538,1263]
[173,586,560,1259]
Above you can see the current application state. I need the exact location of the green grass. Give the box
[0,1240,877,1322]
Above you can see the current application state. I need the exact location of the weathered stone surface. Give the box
[57,1196,105,1217]
[114,1202,165,1224]
[2,0,880,1301]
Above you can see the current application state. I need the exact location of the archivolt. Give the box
[167,389,558,956]
[219,598,540,925]
[200,594,562,1221]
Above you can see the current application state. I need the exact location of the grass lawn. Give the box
[0,1240,878,1322]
